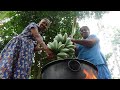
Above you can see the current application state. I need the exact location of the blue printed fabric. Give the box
[0,22,39,79]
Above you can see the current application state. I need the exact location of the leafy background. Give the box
[0,11,106,79]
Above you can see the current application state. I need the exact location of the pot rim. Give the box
[41,58,98,73]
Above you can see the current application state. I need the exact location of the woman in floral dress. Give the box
[0,18,54,79]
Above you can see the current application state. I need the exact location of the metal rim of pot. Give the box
[41,58,98,74]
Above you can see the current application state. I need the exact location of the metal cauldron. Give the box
[41,59,98,79]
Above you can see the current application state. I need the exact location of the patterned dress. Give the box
[0,22,40,79]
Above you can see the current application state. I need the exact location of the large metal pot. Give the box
[41,59,98,79]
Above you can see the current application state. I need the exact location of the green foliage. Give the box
[77,11,108,20]
[0,11,10,20]
[105,53,112,61]
[112,29,120,44]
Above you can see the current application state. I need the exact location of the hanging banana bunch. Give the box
[47,33,75,60]
[47,17,78,60]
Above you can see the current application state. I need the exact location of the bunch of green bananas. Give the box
[47,33,75,60]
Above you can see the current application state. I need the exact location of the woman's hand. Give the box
[45,48,55,60]
[34,44,43,52]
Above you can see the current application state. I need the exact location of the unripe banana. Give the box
[66,44,75,48]
[57,34,64,42]
[60,48,69,53]
[65,39,71,46]
[63,33,68,44]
